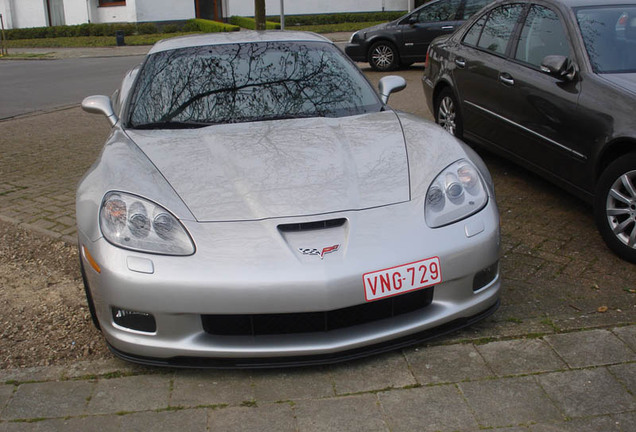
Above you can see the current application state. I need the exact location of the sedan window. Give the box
[463,14,488,46]
[127,42,381,129]
[461,0,492,20]
[462,4,525,55]
[476,4,525,55]
[514,5,570,67]
[576,6,636,73]
[414,0,462,23]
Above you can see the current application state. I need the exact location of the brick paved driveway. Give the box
[0,68,634,336]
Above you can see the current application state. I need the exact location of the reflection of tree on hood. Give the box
[129,42,373,128]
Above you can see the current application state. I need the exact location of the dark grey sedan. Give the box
[423,0,636,262]
[345,0,491,71]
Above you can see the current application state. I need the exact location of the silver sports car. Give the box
[78,31,501,367]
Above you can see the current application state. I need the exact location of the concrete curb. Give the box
[0,325,634,431]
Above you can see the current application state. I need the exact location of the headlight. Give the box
[100,192,195,255]
[425,159,488,228]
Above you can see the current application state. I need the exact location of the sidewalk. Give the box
[2,32,352,60]
[0,325,634,431]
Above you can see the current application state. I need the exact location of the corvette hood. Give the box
[126,111,410,222]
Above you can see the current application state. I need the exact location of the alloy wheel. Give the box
[371,44,395,70]
[605,170,636,248]
[438,96,457,136]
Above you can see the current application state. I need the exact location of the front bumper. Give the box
[80,200,501,366]
[344,43,367,62]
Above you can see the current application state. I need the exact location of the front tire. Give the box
[435,88,463,138]
[594,153,636,263]
[369,41,399,71]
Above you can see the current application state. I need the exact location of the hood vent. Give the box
[278,218,347,233]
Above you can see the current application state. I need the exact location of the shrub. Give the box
[229,16,280,30]
[162,24,181,34]
[136,23,158,35]
[5,22,157,40]
[186,19,239,33]
[267,11,405,26]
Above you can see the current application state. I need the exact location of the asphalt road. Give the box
[0,56,144,119]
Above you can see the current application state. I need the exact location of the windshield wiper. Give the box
[130,121,212,130]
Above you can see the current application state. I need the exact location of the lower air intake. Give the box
[201,288,434,336]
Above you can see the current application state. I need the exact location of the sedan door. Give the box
[499,4,588,185]
[451,3,527,144]
[454,2,589,187]
[400,0,464,61]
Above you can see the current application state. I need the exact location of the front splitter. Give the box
[107,299,500,369]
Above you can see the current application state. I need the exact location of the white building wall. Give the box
[63,0,89,25]
[0,0,413,29]
[136,0,194,22]
[0,0,12,29]
[89,0,137,24]
[0,0,48,29]
[226,0,409,17]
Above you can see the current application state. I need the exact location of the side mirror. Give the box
[408,16,418,25]
[82,95,118,127]
[541,55,577,81]
[378,75,407,104]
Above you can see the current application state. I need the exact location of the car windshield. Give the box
[127,41,382,129]
[576,5,636,73]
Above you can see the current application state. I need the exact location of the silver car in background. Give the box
[78,31,501,367]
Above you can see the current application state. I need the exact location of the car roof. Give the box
[148,31,332,55]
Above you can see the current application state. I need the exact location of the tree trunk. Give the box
[254,0,266,31]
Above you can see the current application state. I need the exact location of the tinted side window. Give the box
[514,5,570,67]
[463,14,487,46]
[462,0,492,20]
[416,0,462,23]
[477,4,525,55]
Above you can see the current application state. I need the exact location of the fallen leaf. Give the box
[597,306,608,313]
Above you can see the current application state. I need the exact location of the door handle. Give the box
[441,26,454,30]
[499,73,514,86]
[455,58,466,68]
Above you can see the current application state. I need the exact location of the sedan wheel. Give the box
[369,41,399,71]
[595,154,636,262]
[435,88,463,138]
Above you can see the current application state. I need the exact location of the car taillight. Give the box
[425,50,430,69]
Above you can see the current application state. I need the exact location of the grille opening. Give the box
[112,307,156,333]
[277,218,346,233]
[473,262,499,292]
[201,288,434,336]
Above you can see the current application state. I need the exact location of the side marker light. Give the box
[82,245,101,274]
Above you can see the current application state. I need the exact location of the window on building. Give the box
[99,0,126,6]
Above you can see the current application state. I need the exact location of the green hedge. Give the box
[4,22,157,40]
[185,19,239,32]
[267,11,406,26]
[4,19,239,41]
[229,16,281,30]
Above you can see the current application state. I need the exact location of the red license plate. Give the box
[362,257,442,302]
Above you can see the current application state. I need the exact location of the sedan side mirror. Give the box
[378,75,407,104]
[408,16,418,25]
[82,95,118,127]
[541,55,577,81]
